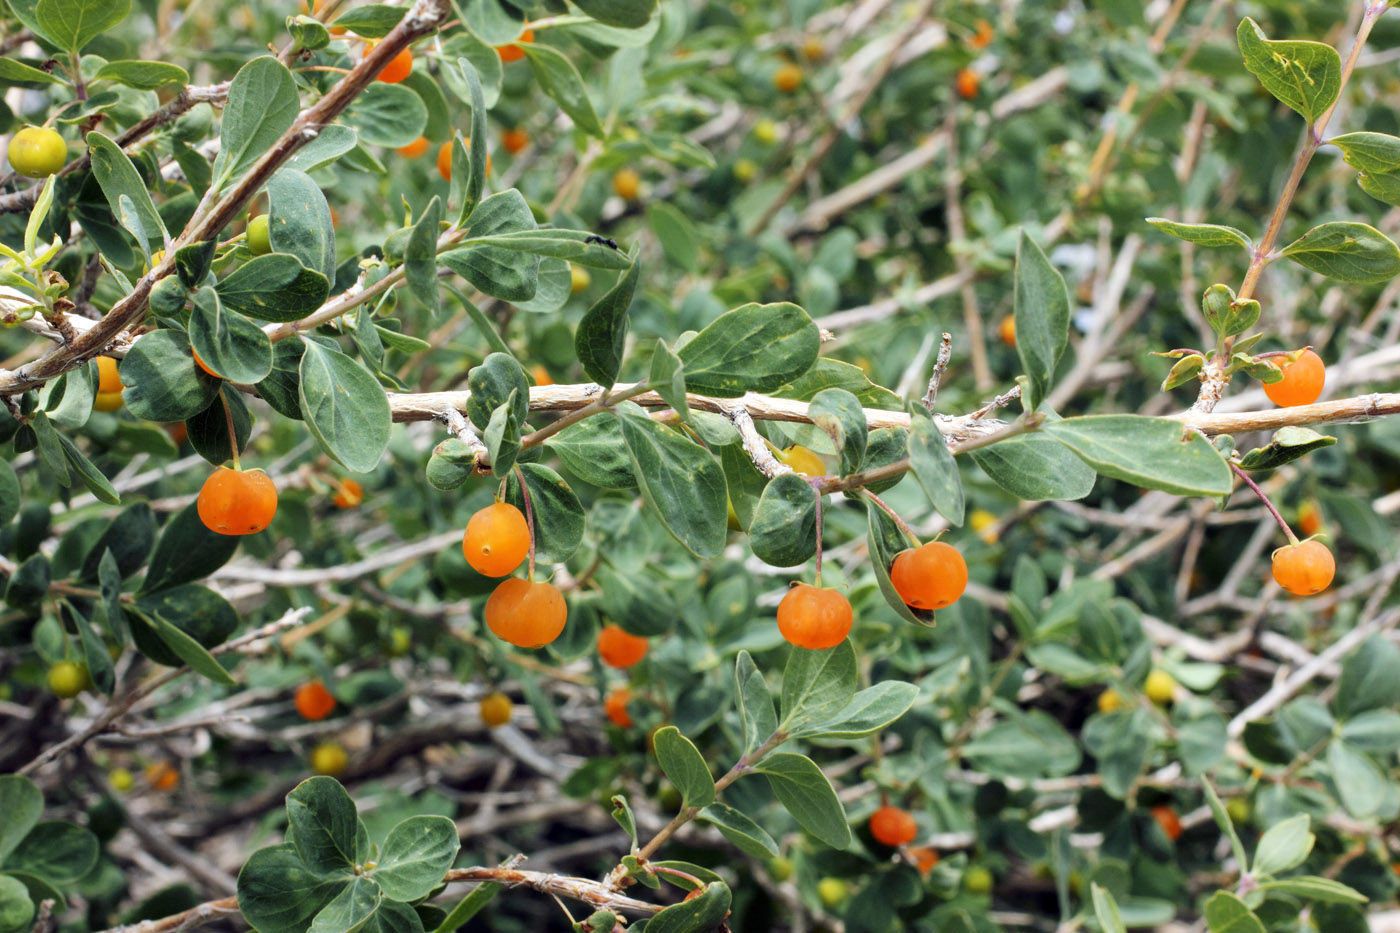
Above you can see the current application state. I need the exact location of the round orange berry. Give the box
[97,356,123,393]
[497,27,533,63]
[372,44,413,84]
[612,168,640,201]
[463,502,530,577]
[197,467,278,536]
[774,63,803,93]
[910,846,939,874]
[294,680,337,721]
[956,68,980,99]
[479,691,513,727]
[801,36,824,60]
[998,314,1015,347]
[1271,539,1335,596]
[502,128,528,155]
[145,761,180,792]
[1150,805,1182,842]
[969,18,994,50]
[776,584,853,650]
[597,624,648,668]
[869,805,918,847]
[1297,500,1323,537]
[332,478,363,509]
[437,140,490,182]
[1263,348,1324,407]
[604,687,633,728]
[890,541,968,611]
[485,578,567,648]
[396,136,430,158]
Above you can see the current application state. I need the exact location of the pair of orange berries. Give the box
[464,502,567,648]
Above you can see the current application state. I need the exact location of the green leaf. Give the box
[865,498,933,626]
[287,777,360,875]
[748,472,817,568]
[1254,876,1367,905]
[214,254,331,323]
[1203,890,1265,933]
[1358,170,1400,207]
[613,403,726,559]
[466,230,633,270]
[610,795,637,846]
[121,331,219,423]
[1252,814,1313,877]
[1327,740,1385,818]
[438,190,539,301]
[1339,708,1400,752]
[33,0,129,52]
[403,196,443,312]
[483,396,520,477]
[141,502,240,593]
[307,876,381,933]
[697,804,778,858]
[1091,884,1127,933]
[87,131,166,251]
[1083,709,1153,799]
[186,387,252,466]
[0,874,34,933]
[93,60,187,89]
[298,340,391,473]
[430,874,502,933]
[0,776,43,863]
[1199,282,1261,341]
[1236,17,1341,126]
[648,341,690,421]
[214,57,299,185]
[908,409,964,524]
[464,352,528,430]
[1237,426,1336,471]
[283,124,359,174]
[7,822,98,884]
[65,599,113,695]
[1202,780,1249,873]
[962,711,1081,779]
[268,169,336,282]
[574,256,640,387]
[502,463,583,564]
[648,202,700,273]
[189,289,273,383]
[1041,415,1232,496]
[141,609,236,686]
[779,358,903,410]
[780,639,856,731]
[371,816,459,902]
[238,844,347,933]
[128,584,237,668]
[573,0,656,28]
[1012,230,1070,410]
[792,681,919,740]
[678,302,820,397]
[326,4,403,37]
[808,388,866,476]
[345,82,426,149]
[1329,131,1400,174]
[1146,218,1251,250]
[643,882,730,933]
[521,44,603,137]
[547,418,634,488]
[54,432,120,504]
[0,460,17,527]
[1278,221,1400,284]
[652,727,715,807]
[0,58,63,83]
[1333,635,1400,718]
[735,651,777,756]
[756,753,850,849]
[30,414,68,487]
[358,900,421,933]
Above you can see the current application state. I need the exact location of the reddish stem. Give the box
[811,481,824,587]
[1230,463,1297,544]
[514,466,537,580]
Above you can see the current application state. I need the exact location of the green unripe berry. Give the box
[964,866,993,895]
[246,215,272,255]
[816,877,848,909]
[767,856,793,882]
[47,660,89,698]
[8,126,66,178]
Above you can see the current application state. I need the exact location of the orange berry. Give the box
[956,68,980,99]
[998,314,1015,347]
[479,691,513,727]
[890,541,968,611]
[1150,805,1182,842]
[497,27,534,63]
[294,680,337,721]
[463,502,530,577]
[97,356,123,393]
[144,761,179,792]
[774,62,803,93]
[969,18,994,49]
[1298,500,1323,537]
[776,584,853,650]
[1263,348,1324,407]
[1271,539,1335,596]
[197,468,278,536]
[332,478,363,509]
[597,624,648,668]
[604,687,633,728]
[801,36,824,60]
[531,364,554,386]
[437,140,490,182]
[192,349,220,379]
[396,136,430,158]
[485,578,567,648]
[311,0,344,33]
[910,846,940,874]
[612,168,640,201]
[502,127,529,155]
[372,43,413,84]
[869,805,918,847]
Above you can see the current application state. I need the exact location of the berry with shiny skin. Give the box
[776,584,853,650]
[198,468,278,535]
[479,691,513,727]
[604,687,633,728]
[47,661,89,698]
[485,578,567,648]
[309,742,348,776]
[95,357,125,412]
[780,445,825,477]
[597,624,648,668]
[372,43,412,83]
[890,541,968,611]
[294,680,337,721]
[1263,348,1324,407]
[1144,669,1175,706]
[246,214,271,254]
[869,805,918,847]
[7,126,66,178]
[463,502,530,577]
[1271,539,1335,596]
